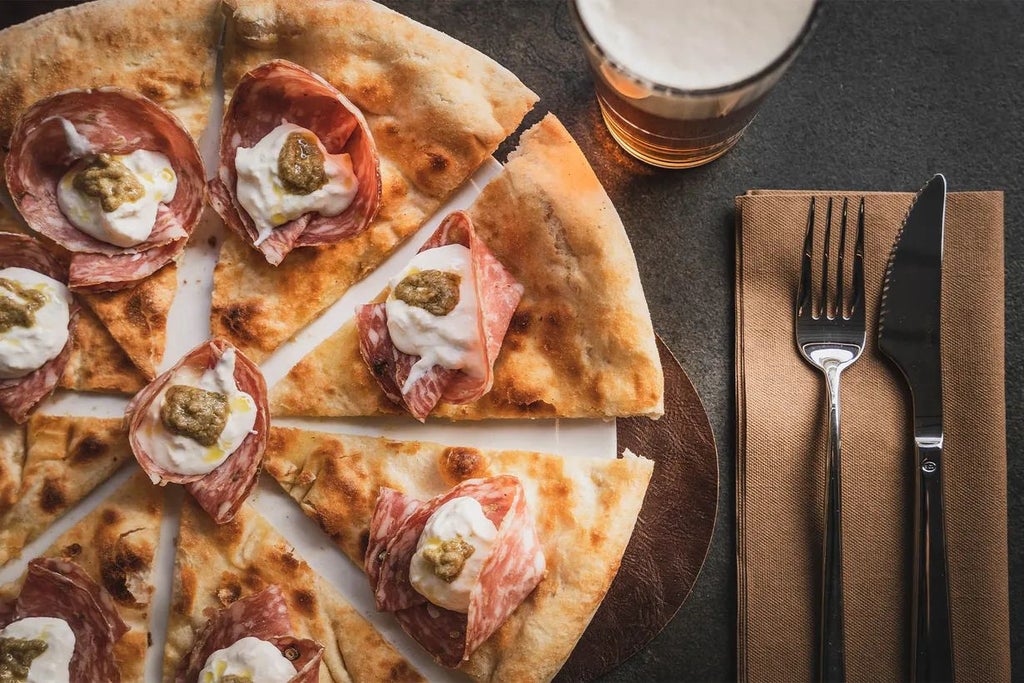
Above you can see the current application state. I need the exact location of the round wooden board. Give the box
[557,337,720,682]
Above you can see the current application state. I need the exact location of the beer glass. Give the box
[570,0,821,169]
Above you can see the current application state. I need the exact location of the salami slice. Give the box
[1,557,129,683]
[174,585,324,683]
[367,476,546,667]
[4,87,205,291]
[209,59,381,266]
[125,338,269,524]
[0,232,79,423]
[356,211,523,421]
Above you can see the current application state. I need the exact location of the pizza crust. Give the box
[0,0,220,145]
[211,0,538,362]
[0,471,164,683]
[61,307,148,394]
[165,498,426,683]
[0,415,134,567]
[264,427,654,682]
[271,114,664,419]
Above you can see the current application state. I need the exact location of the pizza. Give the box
[272,115,664,420]
[264,427,654,681]
[0,471,164,681]
[164,498,424,682]
[0,1,670,680]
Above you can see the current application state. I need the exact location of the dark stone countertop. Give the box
[2,1,1020,681]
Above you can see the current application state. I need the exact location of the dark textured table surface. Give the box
[2,1,1021,681]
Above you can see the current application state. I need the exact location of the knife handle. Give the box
[912,441,955,683]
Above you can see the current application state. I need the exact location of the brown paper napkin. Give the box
[735,190,1009,682]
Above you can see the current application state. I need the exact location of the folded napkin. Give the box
[735,190,1009,682]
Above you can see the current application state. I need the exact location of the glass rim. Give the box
[568,0,823,98]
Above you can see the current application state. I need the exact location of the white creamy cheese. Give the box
[234,122,358,246]
[56,148,177,248]
[141,348,257,477]
[0,616,76,683]
[0,267,73,380]
[198,637,296,683]
[384,244,484,392]
[57,117,93,158]
[409,496,499,613]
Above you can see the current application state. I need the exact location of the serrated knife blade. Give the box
[878,174,955,683]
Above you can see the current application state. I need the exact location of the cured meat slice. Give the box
[125,338,269,524]
[2,557,129,683]
[209,59,381,265]
[174,585,324,683]
[0,232,79,423]
[356,211,523,421]
[4,87,205,291]
[368,476,545,667]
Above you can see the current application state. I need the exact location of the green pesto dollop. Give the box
[159,384,228,447]
[0,278,47,333]
[278,131,327,195]
[221,676,253,683]
[73,153,145,212]
[394,270,461,317]
[0,637,48,682]
[422,536,475,583]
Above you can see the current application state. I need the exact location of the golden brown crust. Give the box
[0,472,164,683]
[165,499,425,683]
[0,414,133,567]
[271,114,664,419]
[0,0,220,144]
[61,306,147,393]
[0,414,25,515]
[265,426,654,682]
[79,262,177,379]
[211,0,537,362]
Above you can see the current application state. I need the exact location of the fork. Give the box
[795,196,866,683]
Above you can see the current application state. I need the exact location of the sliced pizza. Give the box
[164,498,425,682]
[264,427,654,681]
[210,0,538,362]
[0,414,133,567]
[272,114,664,419]
[0,0,221,382]
[0,471,164,682]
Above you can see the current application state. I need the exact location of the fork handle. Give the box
[819,363,846,683]
[911,441,955,682]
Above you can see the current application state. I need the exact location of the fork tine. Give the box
[837,198,849,319]
[798,197,815,316]
[820,198,833,319]
[850,197,865,315]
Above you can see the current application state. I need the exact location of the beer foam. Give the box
[577,0,816,91]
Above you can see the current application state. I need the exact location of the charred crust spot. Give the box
[218,303,260,344]
[440,446,487,483]
[39,479,66,513]
[387,661,422,682]
[147,632,152,646]
[207,235,218,248]
[277,551,300,571]
[427,153,448,173]
[71,434,108,463]
[216,577,242,607]
[101,508,120,526]
[291,588,316,616]
[62,543,83,558]
[125,290,148,327]
[101,546,147,606]
[509,311,530,334]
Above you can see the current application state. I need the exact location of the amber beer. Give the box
[571,0,820,169]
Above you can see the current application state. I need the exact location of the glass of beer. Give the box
[570,0,821,168]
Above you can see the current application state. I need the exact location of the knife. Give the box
[878,174,955,682]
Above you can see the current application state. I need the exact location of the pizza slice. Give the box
[271,114,664,419]
[0,471,164,682]
[0,206,146,393]
[0,0,221,383]
[0,414,134,567]
[264,426,654,681]
[164,497,426,682]
[210,0,538,362]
